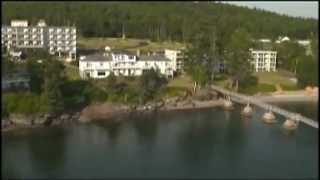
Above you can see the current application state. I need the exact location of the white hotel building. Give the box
[79,49,183,79]
[250,49,277,72]
[1,20,76,61]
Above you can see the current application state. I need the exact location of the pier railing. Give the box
[211,84,318,129]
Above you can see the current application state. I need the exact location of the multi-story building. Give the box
[79,50,175,79]
[250,49,277,72]
[1,19,76,61]
[164,49,184,73]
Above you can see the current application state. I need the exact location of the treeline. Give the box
[2,2,318,41]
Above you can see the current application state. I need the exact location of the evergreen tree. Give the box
[41,59,65,114]
[224,28,253,91]
[139,69,167,103]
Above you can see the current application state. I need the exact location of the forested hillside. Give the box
[2,2,318,42]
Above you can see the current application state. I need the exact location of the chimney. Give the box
[136,49,140,57]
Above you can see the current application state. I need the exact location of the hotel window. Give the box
[97,71,106,76]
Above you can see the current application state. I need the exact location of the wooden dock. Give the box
[211,85,318,129]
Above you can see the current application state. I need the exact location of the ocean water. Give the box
[2,103,318,179]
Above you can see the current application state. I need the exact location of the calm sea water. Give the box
[2,102,318,179]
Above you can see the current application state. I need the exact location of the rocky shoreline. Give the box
[2,90,223,133]
[2,90,318,133]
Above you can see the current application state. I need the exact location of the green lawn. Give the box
[167,75,194,89]
[253,69,297,86]
[239,83,276,95]
[78,37,186,52]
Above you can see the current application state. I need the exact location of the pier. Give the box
[211,84,318,129]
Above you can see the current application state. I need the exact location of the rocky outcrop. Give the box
[9,113,33,126]
[2,118,11,129]
[79,102,131,123]
[2,111,81,132]
[194,88,218,101]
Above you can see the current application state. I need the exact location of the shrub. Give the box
[2,92,48,117]
[239,75,258,89]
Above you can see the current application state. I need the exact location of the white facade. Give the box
[258,39,271,43]
[11,20,28,27]
[275,36,290,44]
[164,49,184,72]
[250,50,277,72]
[79,51,174,79]
[2,20,76,61]
[297,40,311,47]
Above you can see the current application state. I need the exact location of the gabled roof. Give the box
[138,55,171,61]
[111,49,136,56]
[80,53,112,62]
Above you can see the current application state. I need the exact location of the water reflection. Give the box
[223,109,249,171]
[2,158,22,179]
[177,111,219,168]
[95,120,123,146]
[223,109,231,121]
[2,103,318,179]
[132,113,158,147]
[26,128,67,176]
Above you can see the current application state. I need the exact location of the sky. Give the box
[223,1,318,19]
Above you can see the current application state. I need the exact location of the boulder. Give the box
[9,113,33,126]
[282,119,298,130]
[241,104,253,116]
[71,112,81,121]
[194,88,214,101]
[51,118,63,125]
[78,115,91,123]
[33,114,48,125]
[79,102,130,122]
[60,114,70,121]
[262,112,276,124]
[2,118,11,129]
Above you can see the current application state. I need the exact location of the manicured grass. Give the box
[280,83,300,91]
[157,86,188,98]
[78,37,186,51]
[167,75,194,89]
[253,69,297,87]
[239,83,276,95]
